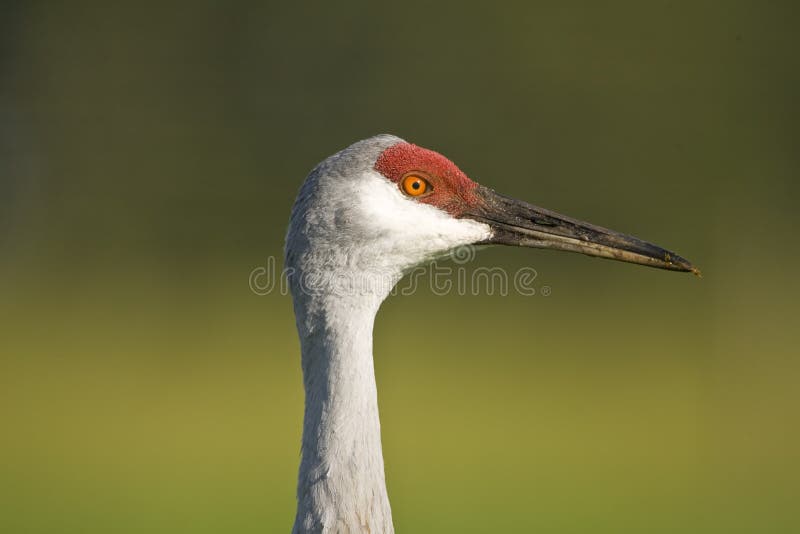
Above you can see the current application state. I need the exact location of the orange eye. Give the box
[401,175,430,197]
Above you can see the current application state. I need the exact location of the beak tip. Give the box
[664,251,700,277]
[672,256,701,277]
[660,251,700,276]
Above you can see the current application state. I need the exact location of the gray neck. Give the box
[291,284,396,534]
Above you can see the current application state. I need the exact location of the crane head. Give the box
[286,134,698,286]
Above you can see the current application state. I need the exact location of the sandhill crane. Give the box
[285,135,697,533]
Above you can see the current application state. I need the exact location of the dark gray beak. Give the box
[466,185,700,274]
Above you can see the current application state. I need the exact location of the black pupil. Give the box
[412,181,420,190]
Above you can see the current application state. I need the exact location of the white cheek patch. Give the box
[355,170,492,265]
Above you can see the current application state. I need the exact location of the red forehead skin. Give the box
[374,142,482,217]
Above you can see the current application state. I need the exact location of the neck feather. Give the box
[291,282,396,534]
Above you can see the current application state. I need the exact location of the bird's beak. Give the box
[466,185,700,274]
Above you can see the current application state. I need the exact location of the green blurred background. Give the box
[1,2,798,532]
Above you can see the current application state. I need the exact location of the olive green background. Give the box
[1,2,798,533]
